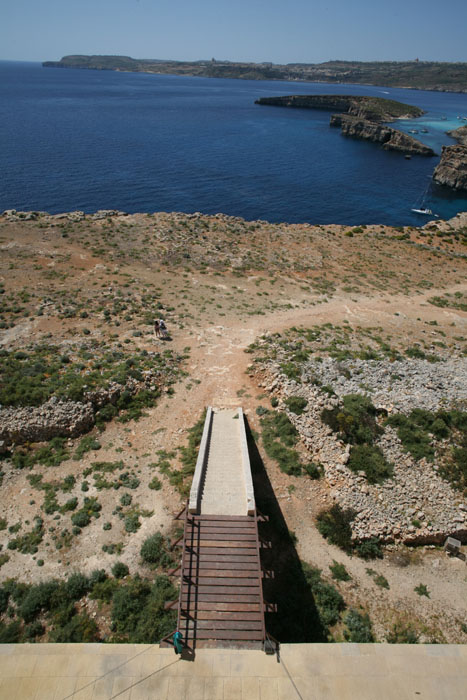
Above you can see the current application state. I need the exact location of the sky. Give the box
[1,0,466,64]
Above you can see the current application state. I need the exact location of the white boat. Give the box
[411,182,438,217]
[411,208,433,215]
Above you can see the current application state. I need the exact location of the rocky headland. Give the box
[448,124,467,146]
[433,144,467,192]
[256,95,435,156]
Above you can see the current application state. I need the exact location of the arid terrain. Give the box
[0,208,466,645]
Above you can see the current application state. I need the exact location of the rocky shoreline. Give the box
[256,94,435,156]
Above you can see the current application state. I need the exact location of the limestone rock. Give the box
[433,144,467,192]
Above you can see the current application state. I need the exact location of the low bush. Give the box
[344,609,374,642]
[140,533,172,568]
[321,394,382,446]
[285,396,308,415]
[355,537,383,560]
[148,476,162,490]
[112,562,129,579]
[261,411,303,475]
[386,621,419,643]
[49,612,99,643]
[348,444,393,484]
[329,561,351,582]
[302,564,346,628]
[317,505,355,553]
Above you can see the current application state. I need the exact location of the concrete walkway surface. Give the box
[0,642,466,699]
[200,409,247,516]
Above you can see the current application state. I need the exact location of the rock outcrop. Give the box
[0,399,95,446]
[447,125,467,146]
[255,94,423,121]
[330,115,435,156]
[256,94,433,156]
[433,144,467,192]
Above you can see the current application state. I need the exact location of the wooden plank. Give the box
[195,554,258,564]
[186,524,256,533]
[193,541,256,549]
[196,547,257,556]
[184,620,263,631]
[191,630,264,640]
[184,577,260,587]
[190,515,254,522]
[188,533,257,542]
[182,602,262,612]
[186,560,258,570]
[195,611,263,621]
[183,569,260,578]
[182,585,260,596]
[181,593,261,604]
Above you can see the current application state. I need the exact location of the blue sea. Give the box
[1,60,467,226]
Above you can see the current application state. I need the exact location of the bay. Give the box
[1,60,467,225]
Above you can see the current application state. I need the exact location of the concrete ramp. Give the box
[189,407,255,516]
[200,409,246,515]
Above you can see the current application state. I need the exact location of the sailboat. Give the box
[411,181,438,217]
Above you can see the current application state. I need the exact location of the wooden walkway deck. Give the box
[162,408,274,652]
[177,513,265,649]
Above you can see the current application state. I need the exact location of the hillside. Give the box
[42,56,467,93]
[0,208,466,645]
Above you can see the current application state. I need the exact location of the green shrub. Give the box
[302,564,345,628]
[329,561,351,582]
[90,578,119,603]
[0,621,22,643]
[355,537,383,560]
[8,518,44,554]
[386,622,419,643]
[344,609,374,642]
[321,394,382,446]
[285,396,308,415]
[303,462,322,479]
[65,573,89,600]
[348,444,393,484]
[261,411,303,475]
[140,533,172,568]
[148,476,162,490]
[24,621,45,640]
[414,583,430,597]
[73,436,101,461]
[317,505,355,553]
[120,493,132,507]
[110,575,177,643]
[112,562,129,579]
[124,513,140,533]
[20,581,59,622]
[50,612,99,642]
[0,587,9,613]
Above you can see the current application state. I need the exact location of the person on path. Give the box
[154,319,160,338]
[159,318,168,339]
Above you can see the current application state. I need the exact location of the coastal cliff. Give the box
[433,144,467,192]
[331,115,435,156]
[448,125,467,146]
[255,95,423,121]
[42,55,467,93]
[256,94,434,156]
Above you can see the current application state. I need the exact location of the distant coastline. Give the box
[42,55,467,94]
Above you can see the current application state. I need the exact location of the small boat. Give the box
[411,208,433,215]
[421,128,429,133]
[409,129,419,134]
[405,154,412,160]
[411,181,438,217]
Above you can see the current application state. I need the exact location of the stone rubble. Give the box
[257,356,467,546]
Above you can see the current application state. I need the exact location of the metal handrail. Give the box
[253,508,267,644]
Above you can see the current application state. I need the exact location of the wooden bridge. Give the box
[163,407,275,651]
